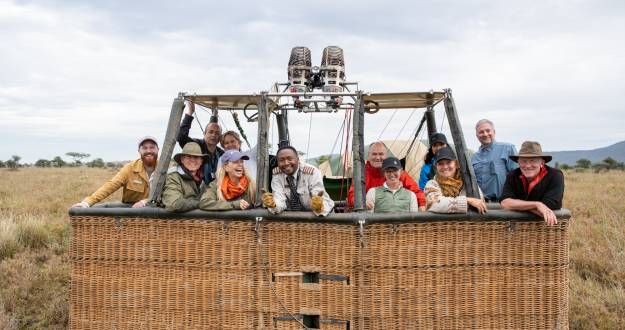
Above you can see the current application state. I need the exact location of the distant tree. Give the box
[51,156,66,167]
[592,162,608,173]
[559,163,572,170]
[66,152,90,165]
[0,160,5,168]
[6,155,21,170]
[575,158,592,169]
[35,159,52,167]
[601,157,619,170]
[87,158,105,168]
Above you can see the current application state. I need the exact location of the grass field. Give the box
[0,167,624,329]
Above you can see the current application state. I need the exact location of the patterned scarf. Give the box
[220,175,249,201]
[435,171,464,197]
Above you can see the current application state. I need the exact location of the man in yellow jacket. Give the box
[72,136,159,208]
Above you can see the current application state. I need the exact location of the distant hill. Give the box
[549,140,625,166]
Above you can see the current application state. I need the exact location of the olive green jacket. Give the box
[162,168,206,212]
[199,180,255,211]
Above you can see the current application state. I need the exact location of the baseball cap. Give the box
[382,157,402,171]
[219,150,250,164]
[435,146,457,162]
[138,136,159,148]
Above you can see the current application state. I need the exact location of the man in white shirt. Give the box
[262,145,334,216]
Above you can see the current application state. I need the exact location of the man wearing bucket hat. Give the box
[500,141,564,226]
[162,142,209,212]
[365,157,419,213]
[72,136,159,208]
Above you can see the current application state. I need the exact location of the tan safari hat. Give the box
[174,142,208,164]
[509,141,552,163]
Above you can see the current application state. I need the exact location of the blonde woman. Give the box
[199,150,256,210]
[424,146,487,214]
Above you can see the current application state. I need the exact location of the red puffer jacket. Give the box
[347,162,426,208]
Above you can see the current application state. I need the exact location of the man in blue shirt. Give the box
[471,119,518,202]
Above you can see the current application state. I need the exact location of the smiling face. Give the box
[180,155,203,172]
[383,168,402,187]
[139,141,159,167]
[224,159,245,179]
[436,159,458,178]
[368,143,387,169]
[277,148,299,176]
[518,157,545,180]
[221,132,241,151]
[476,122,495,146]
[204,123,222,148]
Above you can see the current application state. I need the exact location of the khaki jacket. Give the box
[199,179,255,211]
[162,167,206,212]
[84,159,151,206]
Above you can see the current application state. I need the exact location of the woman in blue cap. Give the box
[199,150,257,210]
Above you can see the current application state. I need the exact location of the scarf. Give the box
[435,171,464,197]
[181,165,203,184]
[220,175,249,201]
[520,166,548,195]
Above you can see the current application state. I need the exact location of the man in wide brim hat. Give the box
[174,142,209,164]
[509,141,553,163]
[500,141,564,226]
[163,142,210,212]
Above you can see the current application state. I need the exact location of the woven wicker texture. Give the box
[70,216,569,329]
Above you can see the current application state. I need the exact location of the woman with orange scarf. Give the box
[199,150,256,210]
[424,146,487,214]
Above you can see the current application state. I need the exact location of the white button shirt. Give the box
[269,162,334,217]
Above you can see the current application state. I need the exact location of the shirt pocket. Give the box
[127,177,145,193]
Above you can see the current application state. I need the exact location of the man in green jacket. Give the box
[162,142,208,212]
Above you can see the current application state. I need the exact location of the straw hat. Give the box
[509,141,552,163]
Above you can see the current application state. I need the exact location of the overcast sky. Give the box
[1,0,624,163]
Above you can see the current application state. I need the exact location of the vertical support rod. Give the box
[425,107,437,143]
[256,92,270,205]
[351,92,366,211]
[275,112,289,145]
[443,89,480,198]
[149,95,185,204]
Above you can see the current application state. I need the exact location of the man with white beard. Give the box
[71,136,159,208]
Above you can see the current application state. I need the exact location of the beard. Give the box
[141,153,158,167]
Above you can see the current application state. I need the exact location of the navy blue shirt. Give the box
[471,141,518,201]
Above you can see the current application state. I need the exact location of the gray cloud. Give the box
[1,0,624,162]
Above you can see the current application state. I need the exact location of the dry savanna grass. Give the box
[0,167,624,329]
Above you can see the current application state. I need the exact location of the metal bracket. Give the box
[222,221,230,234]
[254,217,263,243]
[114,216,123,230]
[358,216,366,247]
[507,221,515,233]
[390,224,399,236]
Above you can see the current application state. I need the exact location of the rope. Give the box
[305,113,313,162]
[376,108,399,141]
[231,111,252,149]
[389,108,418,151]
[339,107,352,201]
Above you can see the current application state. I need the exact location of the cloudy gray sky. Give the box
[1,0,624,163]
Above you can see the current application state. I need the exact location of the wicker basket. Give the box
[69,210,570,329]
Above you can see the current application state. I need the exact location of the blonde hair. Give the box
[215,163,256,203]
[220,130,242,148]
